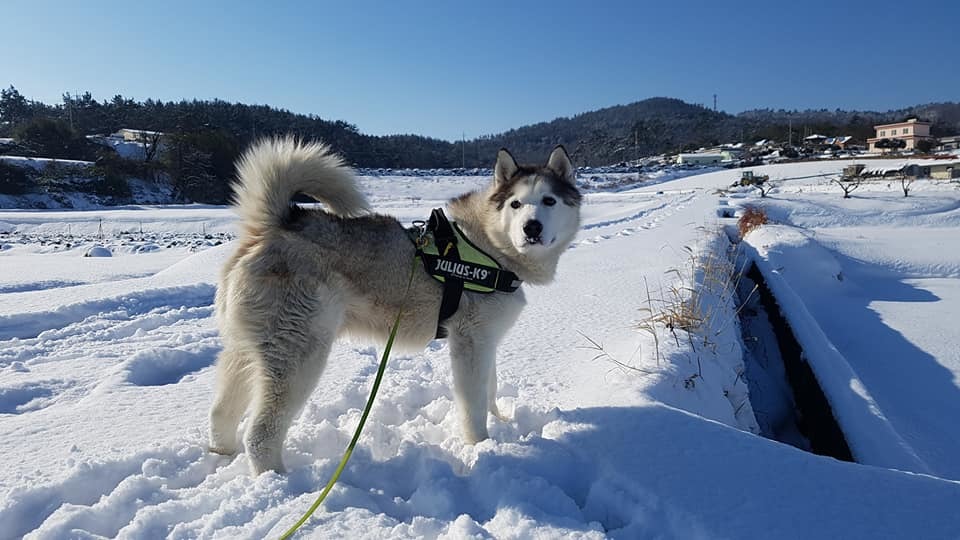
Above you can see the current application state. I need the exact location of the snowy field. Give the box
[1,161,960,539]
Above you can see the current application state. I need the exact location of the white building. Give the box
[676,153,723,166]
[115,129,164,142]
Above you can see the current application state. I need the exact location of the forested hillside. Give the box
[1,85,957,204]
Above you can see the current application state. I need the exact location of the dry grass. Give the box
[631,237,758,385]
[578,229,759,386]
[577,331,655,375]
[737,206,768,238]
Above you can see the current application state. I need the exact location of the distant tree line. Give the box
[1,86,958,204]
[0,85,469,202]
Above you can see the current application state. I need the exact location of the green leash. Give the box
[277,256,418,540]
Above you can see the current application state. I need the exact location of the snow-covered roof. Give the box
[824,136,853,145]
[804,134,827,140]
[860,158,960,176]
[116,128,164,136]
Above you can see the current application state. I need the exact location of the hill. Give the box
[470,97,737,165]
[472,99,960,165]
[2,86,958,205]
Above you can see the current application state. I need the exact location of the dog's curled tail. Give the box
[232,137,370,229]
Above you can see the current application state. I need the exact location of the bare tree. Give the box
[757,180,778,198]
[137,130,163,163]
[899,173,915,197]
[832,177,863,198]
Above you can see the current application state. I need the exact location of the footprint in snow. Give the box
[0,381,59,414]
[123,348,215,387]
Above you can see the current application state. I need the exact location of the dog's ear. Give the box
[495,148,519,184]
[547,145,575,185]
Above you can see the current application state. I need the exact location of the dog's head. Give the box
[489,146,582,257]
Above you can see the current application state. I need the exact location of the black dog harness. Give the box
[410,208,522,338]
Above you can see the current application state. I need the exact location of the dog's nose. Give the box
[523,220,543,238]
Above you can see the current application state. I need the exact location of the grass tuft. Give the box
[737,206,768,238]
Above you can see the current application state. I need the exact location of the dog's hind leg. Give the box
[209,347,252,455]
[487,361,509,422]
[244,302,341,475]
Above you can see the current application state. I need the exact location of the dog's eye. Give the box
[542,196,556,206]
[510,200,522,209]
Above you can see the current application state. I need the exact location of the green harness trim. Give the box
[410,208,522,338]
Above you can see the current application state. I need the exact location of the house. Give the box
[866,118,934,152]
[938,135,960,152]
[824,136,855,150]
[720,150,742,162]
[115,129,165,143]
[708,145,746,163]
[929,161,960,179]
[853,159,960,180]
[676,153,723,166]
[804,134,828,146]
[902,162,960,179]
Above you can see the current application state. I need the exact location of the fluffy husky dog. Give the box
[209,138,581,475]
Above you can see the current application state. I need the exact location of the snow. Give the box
[737,187,960,480]
[88,135,152,161]
[0,155,95,171]
[1,162,959,539]
[83,245,113,257]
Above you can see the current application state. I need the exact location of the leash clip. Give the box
[411,220,428,248]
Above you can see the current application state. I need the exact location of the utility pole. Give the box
[788,119,793,147]
[73,90,80,130]
[461,132,465,169]
[66,92,73,130]
[713,94,717,112]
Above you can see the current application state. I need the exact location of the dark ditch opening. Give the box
[739,263,854,462]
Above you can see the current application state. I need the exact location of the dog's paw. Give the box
[249,461,286,476]
[490,403,511,423]
[208,444,237,456]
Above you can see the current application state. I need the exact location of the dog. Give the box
[208,138,582,475]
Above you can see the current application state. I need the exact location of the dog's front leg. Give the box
[448,331,496,443]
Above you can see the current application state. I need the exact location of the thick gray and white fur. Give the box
[209,137,582,475]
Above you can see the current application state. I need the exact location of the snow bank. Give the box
[741,224,929,473]
[0,156,95,171]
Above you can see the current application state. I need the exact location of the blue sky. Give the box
[3,0,958,141]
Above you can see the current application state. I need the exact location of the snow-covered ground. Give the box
[1,162,959,539]
[736,187,960,479]
[0,156,95,171]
